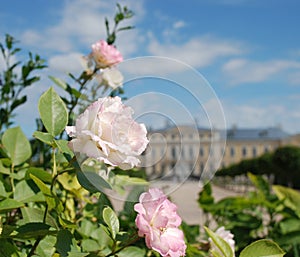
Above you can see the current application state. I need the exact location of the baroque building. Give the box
[143,125,298,181]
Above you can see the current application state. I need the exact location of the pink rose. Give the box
[66,96,148,170]
[134,188,186,257]
[90,40,123,68]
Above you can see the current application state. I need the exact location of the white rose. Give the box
[210,226,235,256]
[99,67,123,89]
[66,96,149,170]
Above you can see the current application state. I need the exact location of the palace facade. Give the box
[143,125,300,181]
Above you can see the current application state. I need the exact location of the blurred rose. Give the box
[134,188,186,257]
[90,40,123,68]
[210,226,235,256]
[66,96,148,170]
[97,67,124,89]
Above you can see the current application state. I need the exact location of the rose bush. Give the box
[0,3,290,257]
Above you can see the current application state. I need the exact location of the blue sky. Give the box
[1,0,300,136]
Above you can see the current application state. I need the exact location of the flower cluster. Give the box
[134,188,186,257]
[66,96,149,170]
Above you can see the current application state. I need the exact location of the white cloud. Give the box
[222,58,300,85]
[147,34,244,69]
[48,52,84,74]
[288,71,300,86]
[221,100,300,133]
[20,0,145,56]
[173,20,186,29]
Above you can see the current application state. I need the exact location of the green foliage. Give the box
[0,34,46,133]
[216,146,300,189]
[105,3,135,45]
[199,174,299,256]
[0,4,289,257]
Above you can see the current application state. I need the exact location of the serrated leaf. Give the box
[38,87,68,136]
[103,206,119,240]
[240,239,285,257]
[2,126,31,165]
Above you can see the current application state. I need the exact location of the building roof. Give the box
[225,127,289,141]
[148,125,290,141]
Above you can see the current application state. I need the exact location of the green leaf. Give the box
[0,180,7,198]
[273,185,300,216]
[55,229,73,257]
[33,131,55,146]
[25,167,52,183]
[30,174,57,210]
[0,160,10,174]
[82,239,100,252]
[275,231,300,246]
[240,239,285,257]
[14,222,52,239]
[114,174,148,186]
[14,180,44,203]
[117,246,146,257]
[77,171,112,193]
[54,139,74,160]
[279,218,300,234]
[36,235,56,257]
[0,239,19,257]
[0,198,24,212]
[11,95,27,111]
[21,207,58,229]
[248,173,270,198]
[49,76,68,90]
[38,87,68,136]
[77,219,97,238]
[204,227,234,257]
[2,126,31,165]
[103,206,119,240]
